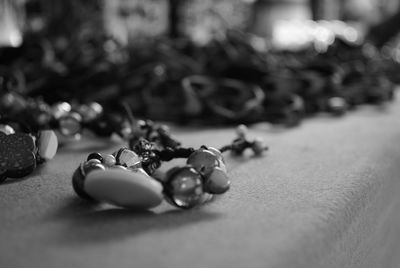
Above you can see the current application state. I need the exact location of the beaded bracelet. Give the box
[72,125,268,209]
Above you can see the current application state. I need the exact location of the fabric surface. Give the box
[1,99,400,268]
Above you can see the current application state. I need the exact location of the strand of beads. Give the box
[0,90,131,141]
[71,125,268,209]
[161,125,267,209]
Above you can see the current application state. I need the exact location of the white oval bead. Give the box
[38,130,58,160]
[85,169,163,209]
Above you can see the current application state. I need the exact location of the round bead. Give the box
[165,166,204,209]
[87,152,103,162]
[84,169,163,209]
[52,102,71,119]
[120,127,132,139]
[328,97,347,116]
[102,154,116,166]
[36,112,52,126]
[186,149,219,176]
[0,124,15,135]
[78,102,103,122]
[37,130,58,160]
[82,159,105,176]
[72,166,94,200]
[59,112,82,137]
[251,137,265,156]
[86,159,102,165]
[236,124,248,138]
[204,166,230,194]
[115,148,140,167]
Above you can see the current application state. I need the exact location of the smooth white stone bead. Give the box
[38,130,58,160]
[85,169,163,209]
[205,166,230,194]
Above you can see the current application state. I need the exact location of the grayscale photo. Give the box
[1,1,400,267]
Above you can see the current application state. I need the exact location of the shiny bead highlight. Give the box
[165,166,204,209]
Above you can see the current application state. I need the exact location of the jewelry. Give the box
[0,118,58,183]
[1,30,397,129]
[181,75,265,122]
[0,88,147,143]
[71,125,267,210]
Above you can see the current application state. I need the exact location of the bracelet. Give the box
[72,125,268,210]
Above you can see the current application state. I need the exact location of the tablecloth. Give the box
[1,97,400,268]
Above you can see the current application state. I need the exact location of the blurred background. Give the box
[1,0,400,128]
[2,0,397,47]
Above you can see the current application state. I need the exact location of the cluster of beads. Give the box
[0,90,104,138]
[72,125,268,209]
[1,87,185,145]
[72,148,164,209]
[0,121,58,183]
[164,146,229,209]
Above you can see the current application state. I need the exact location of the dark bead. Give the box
[328,97,347,116]
[87,116,114,137]
[186,149,219,176]
[72,166,94,201]
[87,152,103,162]
[82,160,105,175]
[59,112,82,137]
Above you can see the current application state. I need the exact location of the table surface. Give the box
[1,97,400,268]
